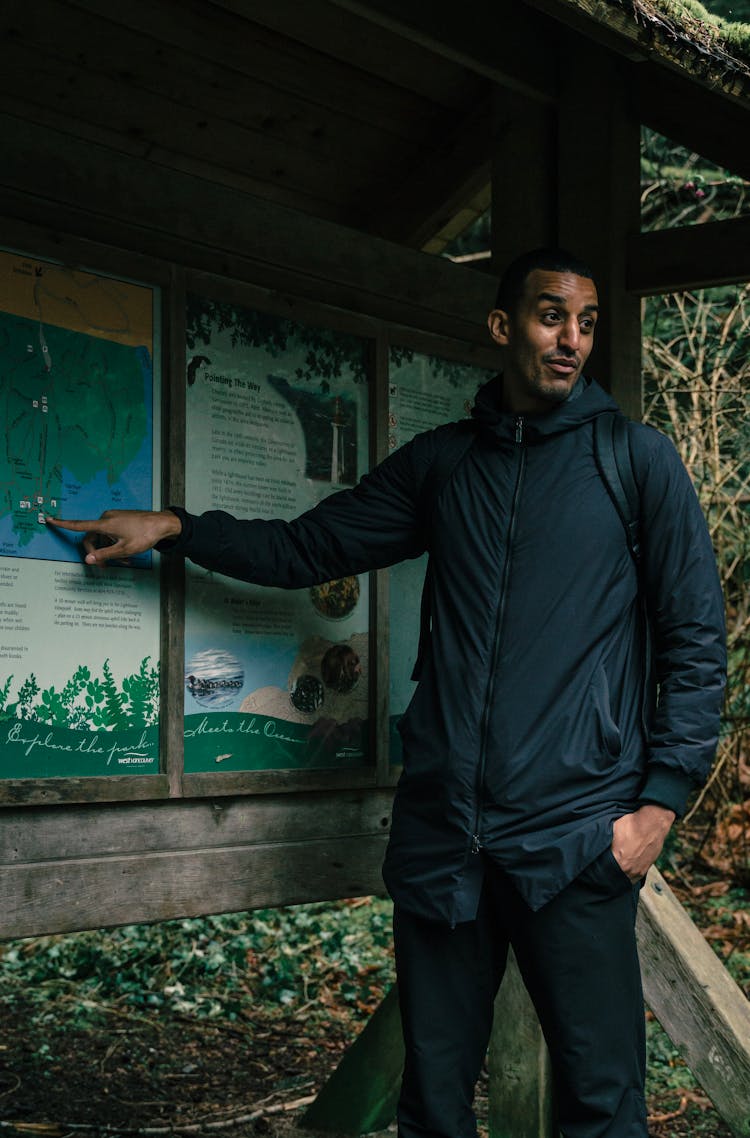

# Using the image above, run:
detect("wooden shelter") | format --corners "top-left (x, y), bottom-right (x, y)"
top-left (1, 1), bottom-right (750, 1134)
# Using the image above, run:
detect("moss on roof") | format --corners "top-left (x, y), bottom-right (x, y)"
top-left (642, 0), bottom-right (750, 60)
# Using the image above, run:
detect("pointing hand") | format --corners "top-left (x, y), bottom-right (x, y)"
top-left (46, 509), bottom-right (182, 566)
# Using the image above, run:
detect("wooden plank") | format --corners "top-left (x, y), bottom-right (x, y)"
top-left (0, 775), bottom-right (169, 807)
top-left (212, 0), bottom-right (484, 111)
top-left (0, 36), bottom-right (364, 214)
top-left (64, 0), bottom-right (449, 141)
top-left (628, 218), bottom-right (750, 295)
top-left (488, 949), bottom-right (554, 1138)
top-left (0, 834), bottom-right (389, 938)
top-left (328, 0), bottom-right (556, 102)
top-left (4, 0), bottom-right (422, 180)
top-left (1, 790), bottom-right (394, 862)
top-left (0, 115), bottom-right (499, 344)
top-left (301, 985), bottom-right (404, 1134)
top-left (557, 38), bottom-right (642, 418)
top-left (637, 866), bottom-right (750, 1138)
top-left (182, 768), bottom-right (377, 799)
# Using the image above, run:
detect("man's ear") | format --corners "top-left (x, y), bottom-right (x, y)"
top-left (487, 308), bottom-right (511, 347)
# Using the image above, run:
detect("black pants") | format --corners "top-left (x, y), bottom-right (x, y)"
top-left (394, 850), bottom-right (647, 1138)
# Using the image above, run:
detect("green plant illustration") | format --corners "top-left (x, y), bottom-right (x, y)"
top-left (186, 295), bottom-right (367, 386)
top-left (0, 658), bottom-right (159, 731)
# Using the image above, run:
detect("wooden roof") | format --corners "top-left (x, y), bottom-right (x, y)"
top-left (1, 0), bottom-right (748, 255)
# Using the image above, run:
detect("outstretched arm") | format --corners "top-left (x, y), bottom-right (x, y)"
top-left (46, 509), bottom-right (183, 565)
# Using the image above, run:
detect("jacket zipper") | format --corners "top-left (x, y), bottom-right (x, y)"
top-left (471, 415), bottom-right (527, 854)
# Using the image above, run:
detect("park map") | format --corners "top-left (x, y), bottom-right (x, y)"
top-left (0, 251), bottom-right (154, 562)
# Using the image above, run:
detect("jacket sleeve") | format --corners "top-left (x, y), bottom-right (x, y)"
top-left (159, 427), bottom-right (450, 587)
top-left (632, 424), bottom-right (727, 816)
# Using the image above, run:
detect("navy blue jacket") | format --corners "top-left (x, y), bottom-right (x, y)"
top-left (168, 376), bottom-right (726, 920)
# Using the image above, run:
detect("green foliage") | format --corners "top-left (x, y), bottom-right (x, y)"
top-left (4, 658), bottom-right (159, 731)
top-left (389, 345), bottom-right (492, 391)
top-left (101, 658), bottom-right (129, 729)
top-left (641, 127), bottom-right (749, 231)
top-left (643, 285), bottom-right (750, 825)
top-left (653, 0), bottom-right (750, 57)
top-left (0, 674), bottom-right (12, 714)
top-left (646, 1015), bottom-right (698, 1093)
top-left (704, 0), bottom-right (750, 21)
top-left (17, 674), bottom-right (39, 718)
top-left (186, 295), bottom-right (368, 386)
top-left (121, 657), bottom-right (160, 728)
top-left (0, 899), bottom-right (395, 1028)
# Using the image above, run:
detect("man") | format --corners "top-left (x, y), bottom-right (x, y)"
top-left (49, 249), bottom-right (726, 1137)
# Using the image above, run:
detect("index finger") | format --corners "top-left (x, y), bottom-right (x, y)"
top-left (45, 517), bottom-right (115, 534)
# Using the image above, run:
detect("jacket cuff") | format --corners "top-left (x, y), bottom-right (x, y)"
top-left (637, 764), bottom-right (694, 818)
top-left (155, 506), bottom-right (192, 553)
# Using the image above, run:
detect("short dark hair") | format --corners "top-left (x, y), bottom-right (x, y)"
top-left (495, 248), bottom-right (595, 313)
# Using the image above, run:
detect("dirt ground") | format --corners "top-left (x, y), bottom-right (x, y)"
top-left (0, 991), bottom-right (731, 1138)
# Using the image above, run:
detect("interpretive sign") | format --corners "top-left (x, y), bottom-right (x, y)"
top-left (183, 295), bottom-right (370, 773)
top-left (388, 349), bottom-right (494, 762)
top-left (0, 250), bottom-right (161, 779)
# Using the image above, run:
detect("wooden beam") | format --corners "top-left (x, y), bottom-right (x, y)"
top-left (557, 39), bottom-right (642, 418)
top-left (638, 866), bottom-right (750, 1138)
top-left (628, 218), bottom-right (750, 295)
top-left (364, 101), bottom-right (492, 248)
top-left (326, 0), bottom-right (556, 103)
top-left (0, 790), bottom-right (393, 937)
top-left (209, 0), bottom-right (484, 111)
top-left (0, 114), bottom-right (498, 347)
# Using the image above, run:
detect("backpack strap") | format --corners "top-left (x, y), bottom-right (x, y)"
top-left (593, 411), bottom-right (641, 567)
top-left (411, 419), bottom-right (478, 681)
top-left (415, 418), bottom-right (478, 534)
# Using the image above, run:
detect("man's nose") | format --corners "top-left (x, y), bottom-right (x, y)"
top-left (558, 319), bottom-right (580, 352)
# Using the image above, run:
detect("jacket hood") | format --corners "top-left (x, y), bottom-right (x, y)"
top-left (471, 374), bottom-right (619, 445)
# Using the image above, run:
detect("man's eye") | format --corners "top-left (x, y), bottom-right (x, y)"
top-left (541, 311), bottom-right (560, 323)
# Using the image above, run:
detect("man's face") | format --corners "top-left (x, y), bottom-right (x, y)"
top-left (487, 270), bottom-right (599, 414)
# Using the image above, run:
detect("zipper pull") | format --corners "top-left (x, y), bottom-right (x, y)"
top-left (515, 416), bottom-right (524, 444)
top-left (471, 834), bottom-right (483, 855)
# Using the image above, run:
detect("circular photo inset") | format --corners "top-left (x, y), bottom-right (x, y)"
top-left (310, 576), bottom-right (360, 620)
top-left (290, 674), bottom-right (325, 714)
top-left (321, 643), bottom-right (361, 693)
top-left (185, 648), bottom-right (244, 709)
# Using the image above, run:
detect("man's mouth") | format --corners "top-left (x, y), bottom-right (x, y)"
top-left (545, 358), bottom-right (579, 376)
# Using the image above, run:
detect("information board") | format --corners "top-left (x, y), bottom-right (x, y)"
top-left (388, 349), bottom-right (494, 763)
top-left (0, 250), bottom-right (161, 778)
top-left (183, 295), bottom-right (370, 772)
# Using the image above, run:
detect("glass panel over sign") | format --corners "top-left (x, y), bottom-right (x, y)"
top-left (388, 349), bottom-right (495, 764)
top-left (0, 249), bottom-right (161, 778)
top-left (184, 295), bottom-right (370, 773)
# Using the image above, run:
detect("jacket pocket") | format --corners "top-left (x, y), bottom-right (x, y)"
top-left (590, 663), bottom-right (622, 758)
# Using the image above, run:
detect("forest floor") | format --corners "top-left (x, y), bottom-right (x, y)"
top-left (0, 823), bottom-right (747, 1138)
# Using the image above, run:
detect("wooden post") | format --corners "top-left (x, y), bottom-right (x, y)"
top-left (301, 985), bottom-right (405, 1135)
top-left (488, 949), bottom-right (555, 1138)
top-left (556, 37), bottom-right (642, 419)
top-left (637, 867), bottom-right (750, 1138)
